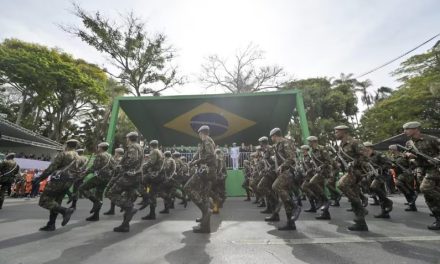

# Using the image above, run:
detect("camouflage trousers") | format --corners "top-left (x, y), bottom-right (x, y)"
top-left (338, 167), bottom-right (366, 220)
top-left (257, 173), bottom-right (278, 205)
top-left (419, 169), bottom-right (440, 214)
top-left (327, 171), bottom-right (341, 200)
top-left (211, 176), bottom-right (226, 204)
top-left (79, 176), bottom-right (110, 202)
top-left (159, 179), bottom-right (185, 207)
top-left (184, 168), bottom-right (214, 210)
top-left (272, 170), bottom-right (297, 215)
top-left (302, 172), bottom-right (328, 204)
top-left (395, 172), bottom-right (415, 197)
top-left (39, 180), bottom-right (73, 211)
top-left (106, 174), bottom-right (139, 209)
top-left (370, 176), bottom-right (390, 206)
top-left (250, 174), bottom-right (263, 198)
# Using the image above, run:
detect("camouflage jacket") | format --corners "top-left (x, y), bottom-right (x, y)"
top-left (0, 159), bottom-right (20, 181)
top-left (41, 150), bottom-right (80, 180)
top-left (163, 157), bottom-right (176, 178)
top-left (85, 152), bottom-right (115, 179)
top-left (120, 143), bottom-right (143, 172)
top-left (274, 138), bottom-right (296, 170)
top-left (143, 148), bottom-right (164, 172)
top-left (369, 151), bottom-right (392, 172)
top-left (310, 145), bottom-right (332, 171)
top-left (390, 153), bottom-right (412, 175)
top-left (406, 134), bottom-right (440, 170)
top-left (192, 136), bottom-right (216, 167)
top-left (338, 136), bottom-right (368, 168)
top-left (113, 155), bottom-right (123, 165)
top-left (77, 155), bottom-right (89, 171)
top-left (215, 153), bottom-right (227, 177)
top-left (262, 145), bottom-right (275, 170)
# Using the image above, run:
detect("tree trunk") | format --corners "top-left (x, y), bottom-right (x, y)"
top-left (15, 92), bottom-right (27, 125)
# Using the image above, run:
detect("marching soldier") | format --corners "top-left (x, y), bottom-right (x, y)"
top-left (106, 132), bottom-right (143, 232)
top-left (103, 147), bottom-right (125, 215)
top-left (363, 142), bottom-right (394, 219)
top-left (300, 145), bottom-right (318, 213)
top-left (67, 148), bottom-right (88, 210)
top-left (158, 150), bottom-right (177, 214)
top-left (140, 140), bottom-right (164, 220)
top-left (335, 125), bottom-right (370, 231)
top-left (34, 139), bottom-right (80, 231)
top-left (304, 136), bottom-right (333, 220)
top-left (212, 148), bottom-right (227, 213)
top-left (185, 125), bottom-right (217, 233)
top-left (0, 153), bottom-right (20, 210)
top-left (270, 128), bottom-right (301, 231)
top-left (403, 121), bottom-right (440, 230)
top-left (388, 144), bottom-right (417, 211)
top-left (242, 160), bottom-right (253, 201)
top-left (79, 142), bottom-right (116, 221)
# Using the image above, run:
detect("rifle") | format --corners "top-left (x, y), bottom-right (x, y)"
top-left (329, 145), bottom-right (349, 171)
top-left (397, 144), bottom-right (440, 167)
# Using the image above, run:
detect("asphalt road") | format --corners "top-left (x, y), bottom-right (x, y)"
top-left (0, 195), bottom-right (439, 264)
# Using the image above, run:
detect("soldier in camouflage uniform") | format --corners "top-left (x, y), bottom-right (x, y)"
top-left (103, 147), bottom-right (124, 215)
top-left (300, 145), bottom-right (318, 213)
top-left (249, 150), bottom-right (264, 207)
top-left (270, 128), bottom-right (301, 231)
top-left (169, 152), bottom-right (188, 208)
top-left (328, 148), bottom-right (343, 207)
top-left (363, 142), bottom-right (394, 219)
top-left (140, 140), bottom-right (164, 220)
top-left (35, 139), bottom-right (80, 231)
top-left (388, 144), bottom-right (418, 211)
top-left (304, 136), bottom-right (333, 220)
top-left (79, 142), bottom-right (116, 221)
top-left (403, 121), bottom-right (440, 230)
top-left (242, 160), bottom-right (253, 201)
top-left (256, 137), bottom-right (279, 221)
top-left (158, 150), bottom-right (177, 214)
top-left (0, 153), bottom-right (20, 210)
top-left (177, 154), bottom-right (190, 206)
top-left (67, 149), bottom-right (88, 210)
top-left (335, 125), bottom-right (369, 231)
top-left (106, 132), bottom-right (143, 232)
top-left (185, 125), bottom-right (216, 233)
top-left (213, 148), bottom-right (227, 210)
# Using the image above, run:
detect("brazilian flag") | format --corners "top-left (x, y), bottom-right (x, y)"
top-left (118, 90), bottom-right (299, 146)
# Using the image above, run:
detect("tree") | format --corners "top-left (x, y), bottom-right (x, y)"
top-left (0, 39), bottom-right (108, 141)
top-left (360, 43), bottom-right (440, 142)
top-left (200, 43), bottom-right (287, 93)
top-left (282, 77), bottom-right (358, 144)
top-left (355, 80), bottom-right (373, 110)
top-left (64, 4), bottom-right (183, 97)
top-left (373, 86), bottom-right (393, 102)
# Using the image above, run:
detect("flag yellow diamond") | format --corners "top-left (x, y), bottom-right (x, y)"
top-left (164, 102), bottom-right (256, 140)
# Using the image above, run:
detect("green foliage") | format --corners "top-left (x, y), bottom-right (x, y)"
top-left (360, 43), bottom-right (440, 142)
top-left (283, 76), bottom-right (359, 144)
top-left (0, 39), bottom-right (108, 142)
top-left (66, 4), bottom-right (183, 96)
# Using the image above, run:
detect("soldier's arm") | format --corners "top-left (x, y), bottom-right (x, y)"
top-left (39, 153), bottom-right (65, 180)
top-left (280, 141), bottom-right (296, 169)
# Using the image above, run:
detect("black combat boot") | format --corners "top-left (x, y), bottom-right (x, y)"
top-left (405, 203), bottom-right (418, 212)
top-left (260, 200), bottom-right (273, 214)
top-left (265, 212), bottom-right (280, 222)
top-left (114, 207), bottom-right (138, 233)
top-left (244, 190), bottom-right (251, 201)
top-left (104, 202), bottom-right (116, 215)
top-left (170, 199), bottom-right (175, 209)
top-left (89, 197), bottom-right (103, 214)
top-left (193, 205), bottom-right (211, 233)
top-left (305, 199), bottom-right (317, 213)
top-left (182, 197), bottom-right (188, 208)
top-left (86, 211), bottom-right (100, 221)
top-left (383, 198), bottom-right (393, 213)
top-left (54, 206), bottom-right (74, 226)
top-left (257, 199), bottom-right (266, 208)
top-left (39, 211), bottom-right (58, 231)
top-left (142, 205), bottom-right (156, 220)
top-left (427, 213), bottom-right (440, 230)
top-left (361, 195), bottom-right (369, 207)
top-left (374, 209), bottom-right (390, 219)
top-left (316, 210), bottom-right (331, 220)
top-left (347, 219), bottom-right (369, 231)
top-left (330, 193), bottom-right (342, 207)
top-left (278, 212), bottom-right (296, 231)
top-left (370, 195), bottom-right (380, 206)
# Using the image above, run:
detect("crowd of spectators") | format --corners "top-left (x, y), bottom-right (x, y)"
top-left (7, 169), bottom-right (47, 199)
top-left (1, 151), bottom-right (51, 161)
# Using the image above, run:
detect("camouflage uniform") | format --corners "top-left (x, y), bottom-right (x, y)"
top-left (68, 153), bottom-right (89, 208)
top-left (300, 152), bottom-right (318, 211)
top-left (212, 150), bottom-right (227, 207)
top-left (140, 147), bottom-right (164, 219)
top-left (272, 137), bottom-right (300, 227)
top-left (337, 136), bottom-right (369, 228)
top-left (158, 155), bottom-right (177, 213)
top-left (406, 134), bottom-right (440, 226)
top-left (37, 149), bottom-right (80, 230)
top-left (242, 160), bottom-right (253, 201)
top-left (0, 158), bottom-right (20, 209)
top-left (107, 142), bottom-right (143, 209)
top-left (79, 151), bottom-right (116, 219)
top-left (368, 150), bottom-right (393, 218)
top-left (249, 152), bottom-right (264, 204)
top-left (328, 153), bottom-right (342, 206)
top-left (304, 144), bottom-right (333, 218)
top-left (257, 145), bottom-right (278, 215)
top-left (184, 133), bottom-right (216, 233)
top-left (391, 152), bottom-right (417, 210)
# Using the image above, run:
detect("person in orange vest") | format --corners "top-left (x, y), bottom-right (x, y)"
top-left (25, 171), bottom-right (34, 197)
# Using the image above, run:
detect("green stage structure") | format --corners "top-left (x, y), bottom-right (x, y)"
top-left (106, 90), bottom-right (310, 197)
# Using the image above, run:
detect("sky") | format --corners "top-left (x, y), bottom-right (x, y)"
top-left (1, 0), bottom-right (439, 98)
